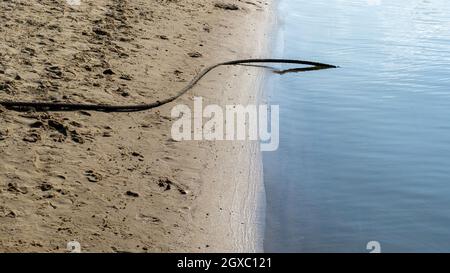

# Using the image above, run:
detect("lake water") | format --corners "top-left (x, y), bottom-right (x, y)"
top-left (263, 0), bottom-right (450, 252)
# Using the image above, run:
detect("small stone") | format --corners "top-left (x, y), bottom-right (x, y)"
top-left (126, 191), bottom-right (139, 197)
top-left (156, 35), bottom-right (169, 40)
top-left (131, 152), bottom-right (143, 158)
top-left (188, 52), bottom-right (202, 58)
top-left (103, 69), bottom-right (115, 75)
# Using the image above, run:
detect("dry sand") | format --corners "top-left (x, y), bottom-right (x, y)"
top-left (0, 0), bottom-right (273, 252)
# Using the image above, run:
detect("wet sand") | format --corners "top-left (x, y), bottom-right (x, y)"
top-left (0, 0), bottom-right (272, 252)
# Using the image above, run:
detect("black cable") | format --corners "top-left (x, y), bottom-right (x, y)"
top-left (0, 59), bottom-right (337, 112)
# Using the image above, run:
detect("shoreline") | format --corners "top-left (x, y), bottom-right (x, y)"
top-left (174, 1), bottom-right (275, 252)
top-left (0, 0), bottom-right (273, 252)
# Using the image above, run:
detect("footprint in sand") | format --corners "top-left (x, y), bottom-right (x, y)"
top-left (23, 130), bottom-right (41, 143)
top-left (7, 182), bottom-right (28, 194)
top-left (84, 170), bottom-right (103, 183)
top-left (158, 177), bottom-right (188, 195)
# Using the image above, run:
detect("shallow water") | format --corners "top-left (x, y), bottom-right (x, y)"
top-left (263, 0), bottom-right (450, 252)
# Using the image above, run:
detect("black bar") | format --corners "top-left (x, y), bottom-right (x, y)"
top-left (0, 253), bottom-right (445, 272)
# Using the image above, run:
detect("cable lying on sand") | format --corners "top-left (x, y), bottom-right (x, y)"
top-left (0, 59), bottom-right (337, 112)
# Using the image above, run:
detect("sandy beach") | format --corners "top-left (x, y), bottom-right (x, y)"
top-left (0, 0), bottom-right (272, 252)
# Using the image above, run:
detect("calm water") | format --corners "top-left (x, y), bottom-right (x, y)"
top-left (263, 0), bottom-right (450, 252)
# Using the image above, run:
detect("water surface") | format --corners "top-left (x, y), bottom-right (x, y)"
top-left (264, 0), bottom-right (450, 252)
